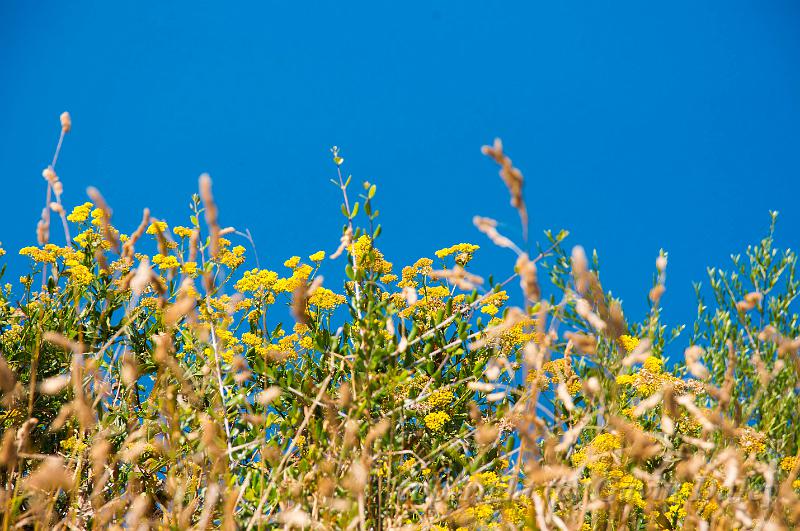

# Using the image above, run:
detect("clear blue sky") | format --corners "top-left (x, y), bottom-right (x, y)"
top-left (2, 2), bottom-right (799, 341)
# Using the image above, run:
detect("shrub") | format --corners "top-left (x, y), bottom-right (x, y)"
top-left (0, 115), bottom-right (798, 529)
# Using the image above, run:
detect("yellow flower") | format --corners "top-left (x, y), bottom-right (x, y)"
top-left (465, 503), bottom-right (493, 522)
top-left (435, 243), bottom-right (479, 260)
top-left (643, 356), bottom-right (664, 374)
top-left (65, 260), bottom-right (93, 286)
top-left (472, 471), bottom-right (501, 488)
top-left (146, 221), bottom-right (168, 235)
top-left (236, 268), bottom-right (279, 294)
top-left (781, 456), bottom-right (797, 472)
top-left (173, 226), bottom-right (193, 239)
top-left (426, 388), bottom-right (454, 410)
top-left (481, 303), bottom-right (499, 316)
top-left (423, 411), bottom-right (450, 431)
top-left (619, 334), bottom-right (640, 353)
top-left (348, 235), bottom-right (393, 274)
top-left (738, 427), bottom-right (766, 454)
top-left (284, 256), bottom-right (301, 269)
top-left (309, 250), bottom-right (325, 262)
top-left (398, 458), bottom-right (416, 474)
top-left (181, 261), bottom-right (198, 276)
top-left (308, 287), bottom-right (346, 310)
top-left (152, 254), bottom-right (180, 270)
top-left (19, 246), bottom-right (56, 263)
top-left (219, 245), bottom-right (246, 269)
top-left (66, 202), bottom-right (93, 223)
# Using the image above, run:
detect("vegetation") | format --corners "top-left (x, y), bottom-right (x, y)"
top-left (0, 114), bottom-right (799, 529)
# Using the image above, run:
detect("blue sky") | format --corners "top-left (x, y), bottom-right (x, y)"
top-left (2, 1), bottom-right (799, 344)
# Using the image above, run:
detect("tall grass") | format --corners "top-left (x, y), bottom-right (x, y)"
top-left (0, 114), bottom-right (798, 529)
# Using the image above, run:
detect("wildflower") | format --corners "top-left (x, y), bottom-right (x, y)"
top-left (219, 245), bottom-right (246, 269)
top-left (65, 260), bottom-right (93, 286)
top-left (181, 261), bottom-right (198, 276)
top-left (284, 256), bottom-right (301, 269)
top-left (781, 456), bottom-right (797, 472)
top-left (472, 471), bottom-right (501, 488)
top-left (19, 246), bottom-right (56, 263)
top-left (481, 303), bottom-right (499, 316)
top-left (348, 235), bottom-right (393, 274)
top-left (465, 503), bottom-right (493, 522)
top-left (308, 287), bottom-right (346, 310)
top-left (152, 254), bottom-right (180, 270)
top-left (66, 202), bottom-right (93, 223)
top-left (236, 268), bottom-right (279, 294)
top-left (737, 427), bottom-right (766, 454)
top-left (90, 208), bottom-right (105, 226)
top-left (398, 458), bottom-right (416, 474)
top-left (173, 226), bottom-right (193, 239)
top-left (643, 355), bottom-right (664, 373)
top-left (426, 388), bottom-right (454, 410)
top-left (146, 221), bottom-right (168, 235)
top-left (423, 411), bottom-right (450, 431)
top-left (435, 243), bottom-right (479, 260)
top-left (619, 334), bottom-right (640, 353)
top-left (309, 250), bottom-right (325, 262)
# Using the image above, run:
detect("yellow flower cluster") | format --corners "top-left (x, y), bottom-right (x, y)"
top-left (90, 207), bottom-right (105, 226)
top-left (472, 470), bottom-right (502, 488)
top-left (308, 287), bottom-right (346, 310)
top-left (435, 243), bottom-right (479, 259)
top-left (173, 226), bottom-right (193, 239)
top-left (434, 242), bottom-right (479, 265)
top-left (398, 458), bottom-right (416, 474)
top-left (181, 261), bottom-right (198, 276)
top-left (236, 268), bottom-right (279, 294)
top-left (423, 411), bottom-right (450, 431)
top-left (152, 253), bottom-right (180, 270)
top-left (571, 432), bottom-right (622, 475)
top-left (19, 246), bottom-right (56, 263)
top-left (219, 245), bottom-right (246, 269)
top-left (737, 427), bottom-right (766, 454)
top-left (349, 235), bottom-right (393, 274)
top-left (426, 388), bottom-right (454, 410)
top-left (309, 250), bottom-right (325, 262)
top-left (619, 334), bottom-right (640, 353)
top-left (274, 264), bottom-right (312, 293)
top-left (146, 221), bottom-right (168, 235)
top-left (616, 355), bottom-right (668, 397)
top-left (66, 202), bottom-right (93, 223)
top-left (489, 317), bottom-right (540, 355)
top-left (605, 470), bottom-right (646, 509)
top-left (65, 260), bottom-right (93, 286)
top-left (464, 503), bottom-right (494, 522)
top-left (665, 478), bottom-right (722, 521)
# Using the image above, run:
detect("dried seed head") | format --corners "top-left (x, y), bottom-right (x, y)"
top-left (402, 286), bottom-right (418, 306)
top-left (684, 345), bottom-right (709, 379)
top-left (0, 355), bottom-right (17, 395)
top-left (39, 374), bottom-right (70, 395)
top-left (516, 252), bottom-right (540, 303)
top-left (256, 386), bottom-right (282, 407)
top-left (481, 138), bottom-right (528, 238)
top-left (24, 456), bottom-right (72, 493)
top-left (0, 430), bottom-right (17, 468)
top-left (656, 254), bottom-right (668, 272)
top-left (42, 166), bottom-right (57, 183)
top-left (473, 216), bottom-right (517, 250)
top-left (60, 111), bottom-right (72, 133)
